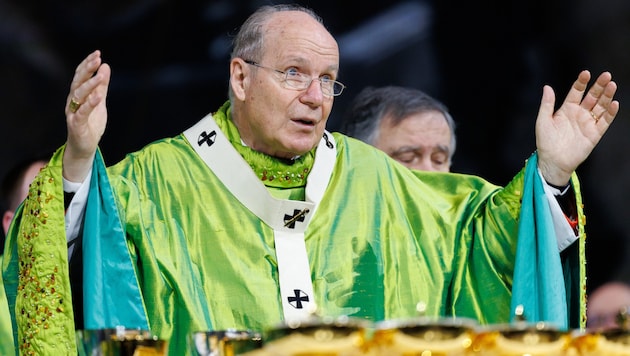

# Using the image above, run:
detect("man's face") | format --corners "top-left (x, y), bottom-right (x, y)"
top-left (372, 111), bottom-right (452, 172)
top-left (230, 11), bottom-right (340, 159)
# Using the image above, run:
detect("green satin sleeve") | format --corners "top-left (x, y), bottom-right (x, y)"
top-left (312, 134), bottom-right (526, 325)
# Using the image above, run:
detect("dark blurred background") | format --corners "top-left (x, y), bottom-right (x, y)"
top-left (1, 0), bottom-right (629, 293)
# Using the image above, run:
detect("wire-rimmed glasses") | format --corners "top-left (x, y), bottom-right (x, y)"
top-left (244, 60), bottom-right (345, 97)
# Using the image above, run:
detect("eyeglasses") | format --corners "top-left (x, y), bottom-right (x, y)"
top-left (244, 60), bottom-right (345, 97)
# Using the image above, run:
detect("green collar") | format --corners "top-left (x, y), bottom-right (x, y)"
top-left (213, 101), bottom-right (315, 189)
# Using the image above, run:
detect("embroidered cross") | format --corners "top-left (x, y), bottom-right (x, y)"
top-left (287, 289), bottom-right (309, 309)
top-left (198, 130), bottom-right (217, 147)
top-left (323, 132), bottom-right (334, 149)
top-left (284, 208), bottom-right (310, 228)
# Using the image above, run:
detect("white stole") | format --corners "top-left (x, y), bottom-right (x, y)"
top-left (183, 113), bottom-right (336, 322)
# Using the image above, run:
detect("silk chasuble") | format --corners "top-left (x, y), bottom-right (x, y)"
top-left (3, 101), bottom-right (586, 356)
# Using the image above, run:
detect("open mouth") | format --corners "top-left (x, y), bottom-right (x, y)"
top-left (293, 119), bottom-right (316, 126)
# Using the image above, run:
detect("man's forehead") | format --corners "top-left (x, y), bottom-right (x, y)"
top-left (265, 11), bottom-right (319, 34)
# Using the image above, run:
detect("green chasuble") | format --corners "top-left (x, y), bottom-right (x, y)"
top-left (2, 101), bottom-right (586, 355)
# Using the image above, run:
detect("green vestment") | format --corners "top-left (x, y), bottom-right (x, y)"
top-left (2, 101), bottom-right (586, 355)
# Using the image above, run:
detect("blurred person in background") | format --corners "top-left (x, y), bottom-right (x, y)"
top-left (339, 85), bottom-right (456, 172)
top-left (587, 280), bottom-right (630, 330)
top-left (2, 159), bottom-right (48, 237)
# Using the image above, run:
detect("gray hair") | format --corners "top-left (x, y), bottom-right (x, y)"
top-left (228, 4), bottom-right (324, 101)
top-left (340, 86), bottom-right (457, 159)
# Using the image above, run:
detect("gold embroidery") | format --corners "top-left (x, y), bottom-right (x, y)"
top-left (17, 169), bottom-right (75, 354)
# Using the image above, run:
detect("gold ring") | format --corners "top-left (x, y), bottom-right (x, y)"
top-left (69, 98), bottom-right (81, 113)
top-left (590, 111), bottom-right (599, 122)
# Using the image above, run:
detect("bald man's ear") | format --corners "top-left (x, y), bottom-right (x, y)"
top-left (230, 58), bottom-right (249, 101)
top-left (3, 210), bottom-right (14, 236)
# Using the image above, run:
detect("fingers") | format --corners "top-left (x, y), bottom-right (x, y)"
top-left (581, 71), bottom-right (613, 110)
top-left (562, 70), bottom-right (591, 107)
top-left (66, 50), bottom-right (104, 115)
top-left (596, 97), bottom-right (620, 127)
top-left (561, 70), bottom-right (619, 127)
top-left (537, 85), bottom-right (556, 120)
top-left (591, 78), bottom-right (618, 126)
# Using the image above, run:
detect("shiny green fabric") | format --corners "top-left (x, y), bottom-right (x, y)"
top-left (0, 255), bottom-right (16, 356)
top-left (2, 101), bottom-right (586, 355)
top-left (103, 102), bottom-right (527, 355)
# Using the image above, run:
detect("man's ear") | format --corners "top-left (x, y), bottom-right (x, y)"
top-left (230, 58), bottom-right (249, 101)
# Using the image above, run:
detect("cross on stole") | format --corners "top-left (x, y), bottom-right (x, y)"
top-left (287, 289), bottom-right (309, 309)
top-left (283, 208), bottom-right (309, 228)
top-left (197, 130), bottom-right (217, 147)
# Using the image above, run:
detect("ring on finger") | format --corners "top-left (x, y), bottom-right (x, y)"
top-left (69, 98), bottom-right (81, 113)
top-left (589, 110), bottom-right (600, 122)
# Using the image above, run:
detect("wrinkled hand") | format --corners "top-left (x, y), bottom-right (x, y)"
top-left (63, 50), bottom-right (111, 182)
top-left (536, 70), bottom-right (619, 186)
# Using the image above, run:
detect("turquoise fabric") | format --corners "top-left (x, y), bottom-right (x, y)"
top-left (510, 153), bottom-right (569, 329)
top-left (83, 152), bottom-right (149, 330)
